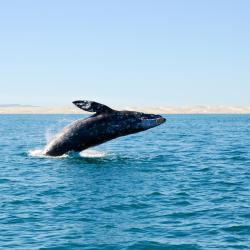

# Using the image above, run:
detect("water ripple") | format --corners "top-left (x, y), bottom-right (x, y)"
top-left (0, 114), bottom-right (250, 249)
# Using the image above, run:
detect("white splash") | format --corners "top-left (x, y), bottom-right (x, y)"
top-left (28, 148), bottom-right (106, 159)
top-left (79, 149), bottom-right (106, 158)
top-left (45, 128), bottom-right (56, 144)
top-left (45, 119), bottom-right (72, 144)
top-left (28, 149), bottom-right (68, 158)
top-left (28, 149), bottom-right (45, 157)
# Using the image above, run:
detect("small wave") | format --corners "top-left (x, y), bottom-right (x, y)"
top-left (79, 149), bottom-right (106, 158)
top-left (221, 225), bottom-right (250, 234)
top-left (127, 241), bottom-right (202, 250)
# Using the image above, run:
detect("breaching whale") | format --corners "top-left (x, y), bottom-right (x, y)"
top-left (44, 100), bottom-right (166, 156)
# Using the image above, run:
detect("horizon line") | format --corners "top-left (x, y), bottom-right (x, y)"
top-left (0, 105), bottom-right (250, 115)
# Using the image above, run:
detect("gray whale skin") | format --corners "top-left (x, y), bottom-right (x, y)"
top-left (44, 100), bottom-right (166, 156)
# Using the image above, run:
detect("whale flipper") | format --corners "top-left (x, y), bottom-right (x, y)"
top-left (73, 100), bottom-right (113, 113)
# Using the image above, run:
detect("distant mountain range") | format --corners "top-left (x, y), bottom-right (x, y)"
top-left (0, 104), bottom-right (38, 108)
top-left (0, 104), bottom-right (250, 114)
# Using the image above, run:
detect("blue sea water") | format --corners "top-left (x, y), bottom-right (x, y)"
top-left (0, 114), bottom-right (250, 250)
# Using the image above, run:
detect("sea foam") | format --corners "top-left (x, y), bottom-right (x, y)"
top-left (28, 149), bottom-right (106, 159)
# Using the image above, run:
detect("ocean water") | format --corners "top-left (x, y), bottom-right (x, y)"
top-left (0, 114), bottom-right (250, 250)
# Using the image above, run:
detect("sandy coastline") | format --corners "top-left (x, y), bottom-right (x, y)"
top-left (0, 106), bottom-right (250, 114)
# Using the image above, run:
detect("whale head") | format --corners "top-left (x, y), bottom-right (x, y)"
top-left (73, 100), bottom-right (166, 136)
top-left (111, 111), bottom-right (166, 134)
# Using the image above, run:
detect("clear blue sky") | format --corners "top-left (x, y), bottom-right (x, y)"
top-left (0, 0), bottom-right (249, 106)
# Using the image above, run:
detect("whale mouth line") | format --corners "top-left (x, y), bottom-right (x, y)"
top-left (140, 117), bottom-right (166, 125)
top-left (156, 117), bottom-right (166, 125)
top-left (140, 116), bottom-right (166, 129)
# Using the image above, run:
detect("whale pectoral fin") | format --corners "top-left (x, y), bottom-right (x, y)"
top-left (73, 100), bottom-right (113, 113)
